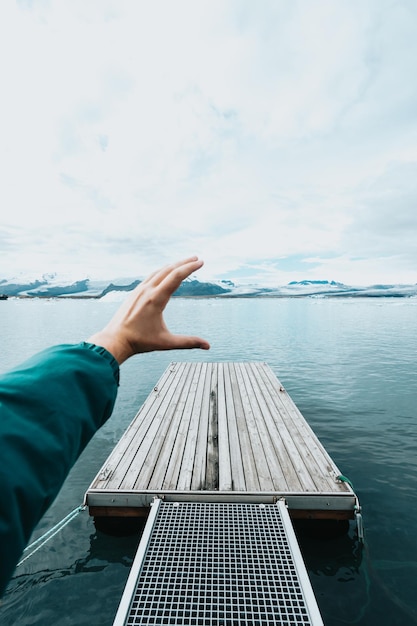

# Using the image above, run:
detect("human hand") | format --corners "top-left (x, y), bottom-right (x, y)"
top-left (87, 256), bottom-right (210, 364)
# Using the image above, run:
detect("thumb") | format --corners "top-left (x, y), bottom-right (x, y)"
top-left (168, 334), bottom-right (211, 351)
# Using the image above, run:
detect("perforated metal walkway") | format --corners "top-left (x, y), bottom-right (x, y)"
top-left (113, 500), bottom-right (323, 625)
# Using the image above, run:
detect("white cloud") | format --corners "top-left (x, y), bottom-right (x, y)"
top-left (0, 0), bottom-right (417, 284)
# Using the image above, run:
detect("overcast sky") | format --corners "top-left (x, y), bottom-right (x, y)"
top-left (1, 0), bottom-right (416, 285)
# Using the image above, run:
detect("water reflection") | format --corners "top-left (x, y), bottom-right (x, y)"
top-left (1, 529), bottom-right (141, 626)
top-left (295, 522), bottom-right (363, 577)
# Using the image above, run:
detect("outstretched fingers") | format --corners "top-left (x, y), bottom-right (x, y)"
top-left (155, 258), bottom-right (204, 305)
top-left (144, 256), bottom-right (200, 288)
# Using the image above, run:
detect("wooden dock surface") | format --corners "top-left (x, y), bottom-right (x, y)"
top-left (86, 362), bottom-right (355, 519)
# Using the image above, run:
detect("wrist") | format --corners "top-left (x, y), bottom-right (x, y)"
top-left (86, 331), bottom-right (133, 365)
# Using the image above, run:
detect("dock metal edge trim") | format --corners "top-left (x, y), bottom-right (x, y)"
top-left (277, 499), bottom-right (324, 625)
top-left (112, 498), bottom-right (162, 626)
top-left (86, 489), bottom-right (356, 510)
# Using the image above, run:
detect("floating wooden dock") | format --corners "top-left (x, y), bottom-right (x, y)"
top-left (85, 362), bottom-right (358, 520)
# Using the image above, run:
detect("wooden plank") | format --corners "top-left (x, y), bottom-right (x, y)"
top-left (141, 362), bottom-right (195, 490)
top-left (91, 364), bottom-right (181, 489)
top-left (205, 364), bottom-right (220, 490)
top-left (238, 362), bottom-right (301, 491)
top-left (258, 361), bottom-right (341, 490)
top-left (115, 362), bottom-right (191, 490)
top-left (217, 363), bottom-right (232, 490)
top-left (190, 363), bottom-right (213, 490)
top-left (233, 363), bottom-right (273, 490)
top-left (223, 363), bottom-right (246, 491)
top-left (243, 362), bottom-right (315, 491)
top-left (237, 361), bottom-right (286, 490)
top-left (255, 363), bottom-right (346, 492)
top-left (228, 363), bottom-right (260, 491)
top-left (131, 364), bottom-right (191, 488)
top-left (176, 362), bottom-right (208, 490)
top-left (161, 363), bottom-right (203, 490)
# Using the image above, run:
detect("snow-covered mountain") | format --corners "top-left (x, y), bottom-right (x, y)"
top-left (0, 273), bottom-right (232, 298)
top-left (0, 274), bottom-right (416, 299)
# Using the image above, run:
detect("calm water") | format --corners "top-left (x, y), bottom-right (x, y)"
top-left (1, 297), bottom-right (417, 625)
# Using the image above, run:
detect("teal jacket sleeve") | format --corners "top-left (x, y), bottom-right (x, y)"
top-left (0, 342), bottom-right (120, 596)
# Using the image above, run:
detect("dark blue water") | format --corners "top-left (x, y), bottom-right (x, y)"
top-left (1, 297), bottom-right (417, 625)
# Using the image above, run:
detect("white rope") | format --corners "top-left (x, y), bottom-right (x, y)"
top-left (17, 505), bottom-right (86, 567)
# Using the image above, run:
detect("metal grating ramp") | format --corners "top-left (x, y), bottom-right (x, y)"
top-left (113, 500), bottom-right (323, 625)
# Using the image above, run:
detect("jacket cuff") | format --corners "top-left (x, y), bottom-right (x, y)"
top-left (80, 341), bottom-right (120, 385)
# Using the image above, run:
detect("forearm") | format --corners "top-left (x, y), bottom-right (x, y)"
top-left (0, 342), bottom-right (119, 595)
top-left (0, 256), bottom-right (209, 596)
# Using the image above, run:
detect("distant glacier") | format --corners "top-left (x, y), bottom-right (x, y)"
top-left (0, 275), bottom-right (416, 299)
